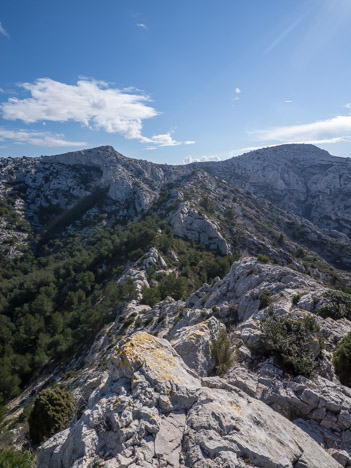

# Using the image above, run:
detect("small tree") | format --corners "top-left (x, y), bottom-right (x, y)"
top-left (141, 286), bottom-right (161, 307)
top-left (29, 387), bottom-right (76, 445)
top-left (260, 312), bottom-right (323, 378)
top-left (333, 332), bottom-right (351, 387)
top-left (318, 290), bottom-right (351, 321)
top-left (211, 330), bottom-right (235, 376)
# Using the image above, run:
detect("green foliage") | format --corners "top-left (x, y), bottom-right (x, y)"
top-left (295, 247), bottom-right (305, 259)
top-left (199, 196), bottom-right (214, 213)
top-left (292, 294), bottom-right (302, 305)
top-left (318, 290), bottom-right (351, 321)
top-left (257, 254), bottom-right (269, 264)
top-left (28, 387), bottom-right (76, 445)
top-left (159, 273), bottom-right (188, 301)
top-left (141, 286), bottom-right (161, 307)
top-left (211, 329), bottom-right (235, 376)
top-left (260, 312), bottom-right (323, 377)
top-left (333, 332), bottom-right (351, 387)
top-left (259, 289), bottom-right (272, 310)
top-left (0, 449), bottom-right (36, 468)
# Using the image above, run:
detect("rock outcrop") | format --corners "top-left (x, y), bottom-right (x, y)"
top-left (38, 332), bottom-right (341, 468)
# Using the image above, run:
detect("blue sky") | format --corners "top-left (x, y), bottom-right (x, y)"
top-left (1, 0), bottom-right (351, 163)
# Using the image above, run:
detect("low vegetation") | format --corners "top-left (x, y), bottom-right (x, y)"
top-left (260, 311), bottom-right (323, 377)
top-left (0, 449), bottom-right (36, 468)
top-left (333, 332), bottom-right (351, 387)
top-left (29, 387), bottom-right (76, 445)
top-left (211, 329), bottom-right (235, 376)
top-left (317, 290), bottom-right (351, 321)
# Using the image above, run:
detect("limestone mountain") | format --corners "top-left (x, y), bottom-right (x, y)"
top-left (1, 144), bottom-right (351, 467)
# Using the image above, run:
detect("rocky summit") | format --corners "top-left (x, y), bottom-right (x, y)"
top-left (1, 144), bottom-right (351, 467)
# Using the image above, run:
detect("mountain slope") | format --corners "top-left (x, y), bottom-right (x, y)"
top-left (1, 144), bottom-right (351, 467)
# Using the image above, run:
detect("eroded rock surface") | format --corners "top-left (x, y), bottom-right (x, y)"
top-left (38, 332), bottom-right (341, 468)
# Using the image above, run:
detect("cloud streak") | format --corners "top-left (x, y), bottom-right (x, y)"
top-left (0, 127), bottom-right (85, 147)
top-left (1, 78), bottom-right (193, 147)
top-left (136, 23), bottom-right (148, 30)
top-left (0, 22), bottom-right (9, 38)
top-left (251, 114), bottom-right (351, 144)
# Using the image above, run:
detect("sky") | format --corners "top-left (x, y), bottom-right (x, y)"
top-left (1, 0), bottom-right (351, 163)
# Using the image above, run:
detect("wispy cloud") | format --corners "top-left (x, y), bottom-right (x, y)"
top-left (1, 78), bottom-right (193, 147)
top-left (183, 154), bottom-right (221, 164)
top-left (233, 87), bottom-right (241, 102)
top-left (144, 132), bottom-right (194, 150)
top-left (344, 103), bottom-right (351, 109)
top-left (0, 22), bottom-right (9, 38)
top-left (0, 127), bottom-right (85, 147)
top-left (136, 23), bottom-right (148, 30)
top-left (251, 114), bottom-right (351, 144)
top-left (285, 100), bottom-right (293, 103)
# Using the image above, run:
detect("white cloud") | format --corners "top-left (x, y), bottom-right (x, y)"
top-left (144, 132), bottom-right (195, 150)
top-left (344, 103), bottom-right (351, 109)
top-left (251, 114), bottom-right (351, 144)
top-left (136, 23), bottom-right (148, 30)
top-left (0, 22), bottom-right (9, 38)
top-left (183, 154), bottom-right (221, 164)
top-left (235, 88), bottom-right (241, 94)
top-left (1, 78), bottom-right (193, 147)
top-left (0, 127), bottom-right (85, 147)
top-left (285, 100), bottom-right (293, 103)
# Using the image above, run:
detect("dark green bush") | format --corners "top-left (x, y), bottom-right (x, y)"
top-left (141, 286), bottom-right (161, 307)
top-left (259, 289), bottom-right (272, 310)
top-left (260, 312), bottom-right (323, 377)
top-left (0, 449), bottom-right (36, 468)
top-left (211, 330), bottom-right (235, 376)
top-left (257, 254), bottom-right (269, 264)
top-left (318, 290), bottom-right (351, 321)
top-left (159, 273), bottom-right (187, 301)
top-left (28, 387), bottom-right (76, 445)
top-left (333, 332), bottom-right (351, 387)
top-left (292, 294), bottom-right (302, 305)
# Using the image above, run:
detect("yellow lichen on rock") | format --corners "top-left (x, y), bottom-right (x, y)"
top-left (119, 332), bottom-right (186, 385)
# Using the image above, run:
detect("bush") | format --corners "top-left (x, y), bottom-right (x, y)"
top-left (29, 387), bottom-right (76, 445)
top-left (292, 294), bottom-right (302, 305)
top-left (0, 449), bottom-right (36, 468)
top-left (141, 286), bottom-right (161, 307)
top-left (257, 254), bottom-right (269, 264)
top-left (260, 312), bottom-right (323, 377)
top-left (259, 289), bottom-right (272, 310)
top-left (211, 330), bottom-right (235, 376)
top-left (318, 290), bottom-right (351, 321)
top-left (159, 273), bottom-right (187, 301)
top-left (333, 332), bottom-right (351, 387)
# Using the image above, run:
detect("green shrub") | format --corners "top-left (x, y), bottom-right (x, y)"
top-left (0, 449), bottom-right (36, 468)
top-left (200, 196), bottom-right (214, 213)
top-left (141, 286), bottom-right (161, 307)
top-left (318, 290), bottom-right (351, 321)
top-left (211, 330), bottom-right (235, 376)
top-left (333, 332), bottom-right (351, 387)
top-left (292, 294), bottom-right (302, 305)
top-left (159, 273), bottom-right (187, 301)
top-left (259, 289), bottom-right (272, 310)
top-left (28, 387), bottom-right (76, 445)
top-left (257, 254), bottom-right (269, 264)
top-left (260, 312), bottom-right (323, 378)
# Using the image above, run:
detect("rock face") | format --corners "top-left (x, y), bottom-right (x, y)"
top-left (200, 144), bottom-right (351, 237)
top-left (170, 202), bottom-right (230, 255)
top-left (38, 332), bottom-right (341, 468)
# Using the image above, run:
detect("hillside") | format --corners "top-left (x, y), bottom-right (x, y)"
top-left (1, 144), bottom-right (351, 467)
